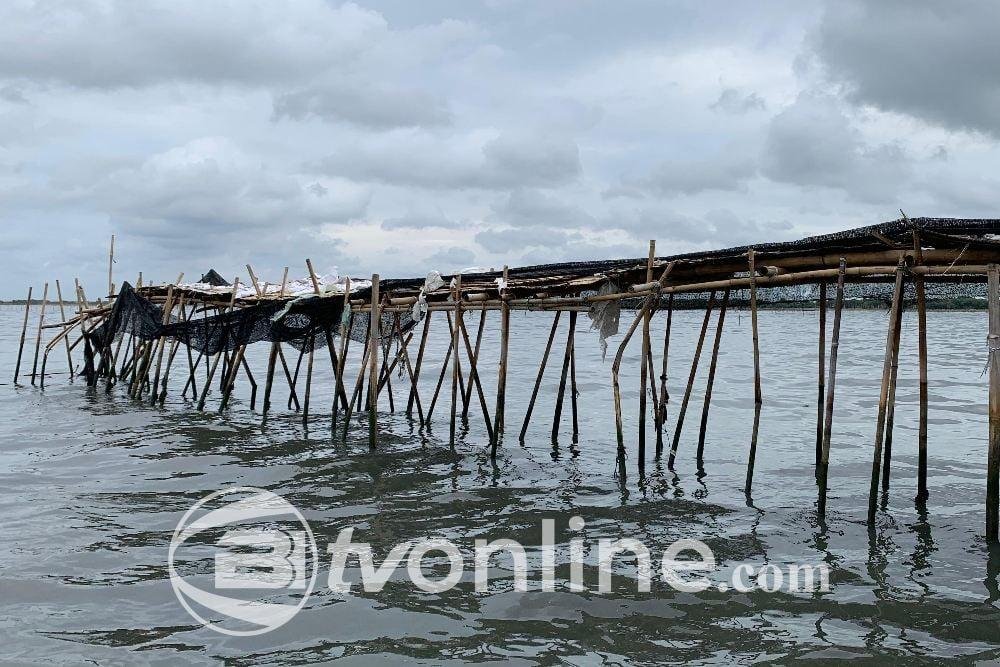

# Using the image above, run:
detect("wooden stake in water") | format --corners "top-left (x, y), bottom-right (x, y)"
top-left (667, 291), bottom-right (716, 470)
top-left (986, 264), bottom-right (1000, 543)
top-left (639, 240), bottom-right (655, 466)
top-left (13, 286), bottom-right (33, 385)
top-left (492, 266), bottom-right (510, 457)
top-left (697, 288), bottom-right (730, 469)
top-left (868, 259), bottom-right (906, 524)
top-left (655, 293), bottom-right (674, 457)
top-left (818, 259), bottom-right (847, 519)
top-left (520, 311), bottom-right (561, 444)
top-left (30, 282), bottom-right (49, 385)
top-left (816, 281), bottom-right (827, 474)
top-left (369, 274), bottom-right (380, 450)
top-left (746, 249), bottom-right (763, 495)
top-left (914, 231), bottom-right (930, 502)
top-left (449, 275), bottom-right (461, 449)
top-left (55, 280), bottom-right (74, 380)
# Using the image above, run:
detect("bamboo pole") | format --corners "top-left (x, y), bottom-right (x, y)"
top-left (369, 274), bottom-right (380, 450)
top-left (29, 282), bottom-right (49, 385)
top-left (302, 332), bottom-right (315, 425)
top-left (408, 310), bottom-right (432, 417)
top-left (491, 266), bottom-right (511, 456)
top-left (816, 282), bottom-right (827, 474)
top-left (461, 310), bottom-right (487, 421)
top-left (697, 289), bottom-right (730, 468)
top-left (341, 323), bottom-right (371, 440)
top-left (158, 295), bottom-right (188, 403)
top-left (639, 240), bottom-right (655, 465)
top-left (13, 286), bottom-right (33, 384)
top-left (108, 234), bottom-right (114, 298)
top-left (746, 249), bottom-right (763, 494)
top-left (552, 310), bottom-right (576, 442)
top-left (655, 293), bottom-right (674, 457)
top-left (395, 314), bottom-right (424, 424)
top-left (262, 340), bottom-right (279, 419)
top-left (569, 312), bottom-right (579, 444)
top-left (868, 259), bottom-right (906, 524)
top-left (610, 263), bottom-right (677, 475)
top-left (196, 278), bottom-right (239, 410)
top-left (55, 280), bottom-right (74, 380)
top-left (881, 280), bottom-right (905, 490)
top-left (667, 291), bottom-right (716, 470)
top-left (449, 275), bottom-right (461, 449)
top-left (818, 259), bottom-right (847, 518)
top-left (913, 230), bottom-right (929, 502)
top-left (519, 312), bottom-right (561, 444)
top-left (459, 315), bottom-right (494, 442)
top-left (148, 286), bottom-right (176, 403)
top-left (988, 264), bottom-right (1000, 543)
top-left (332, 278), bottom-right (352, 427)
top-left (278, 345), bottom-right (301, 411)
top-left (426, 315), bottom-right (455, 426)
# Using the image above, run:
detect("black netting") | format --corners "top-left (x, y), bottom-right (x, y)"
top-left (82, 283), bottom-right (416, 384)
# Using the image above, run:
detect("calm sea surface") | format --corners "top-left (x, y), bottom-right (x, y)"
top-left (2, 304), bottom-right (1000, 664)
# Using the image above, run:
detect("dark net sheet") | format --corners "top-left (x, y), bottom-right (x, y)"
top-left (83, 284), bottom-right (415, 382)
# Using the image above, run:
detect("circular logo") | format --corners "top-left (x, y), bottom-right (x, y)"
top-left (168, 486), bottom-right (318, 636)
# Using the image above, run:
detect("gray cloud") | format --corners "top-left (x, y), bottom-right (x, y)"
top-left (710, 88), bottom-right (766, 114)
top-left (381, 212), bottom-right (463, 230)
top-left (315, 131), bottom-right (581, 190)
top-left (274, 79), bottom-right (452, 129)
top-left (475, 227), bottom-right (577, 254)
top-left (426, 245), bottom-right (476, 270)
top-left (761, 93), bottom-right (911, 204)
top-left (629, 154), bottom-right (757, 197)
top-left (813, 0), bottom-right (1000, 136)
top-left (488, 189), bottom-right (596, 229)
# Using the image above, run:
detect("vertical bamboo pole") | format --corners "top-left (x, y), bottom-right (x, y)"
top-left (461, 310), bottom-right (487, 419)
top-left (148, 287), bottom-right (176, 404)
top-left (569, 311), bottom-right (579, 444)
top-left (746, 249), bottom-right (763, 494)
top-left (13, 286), bottom-right (33, 384)
top-left (458, 314), bottom-right (494, 442)
top-left (302, 332), bottom-right (315, 425)
top-left (987, 264), bottom-right (1000, 543)
top-left (426, 314), bottom-right (455, 426)
top-left (655, 293), bottom-right (674, 457)
top-left (408, 309), bottom-right (432, 416)
top-left (108, 234), bottom-right (115, 298)
top-left (816, 282), bottom-right (827, 473)
top-left (332, 278), bottom-right (352, 426)
top-left (54, 280), bottom-right (74, 379)
top-left (552, 310), bottom-right (576, 442)
top-left (868, 259), bottom-right (906, 524)
top-left (697, 289), bottom-right (729, 468)
top-left (913, 231), bottom-right (929, 501)
top-left (262, 338), bottom-right (279, 418)
top-left (638, 241), bottom-right (655, 465)
top-left (369, 274), bottom-right (380, 450)
top-left (818, 259), bottom-right (847, 518)
top-left (449, 275), bottom-right (461, 449)
top-left (667, 291), bottom-right (716, 470)
top-left (29, 282), bottom-right (49, 385)
top-left (881, 286), bottom-right (905, 490)
top-left (197, 279), bottom-right (239, 410)
top-left (519, 312), bottom-right (562, 443)
top-left (492, 266), bottom-right (510, 457)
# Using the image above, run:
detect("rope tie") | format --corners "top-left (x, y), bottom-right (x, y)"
top-left (981, 333), bottom-right (1000, 377)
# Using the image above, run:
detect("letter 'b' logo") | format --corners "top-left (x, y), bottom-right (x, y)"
top-left (168, 487), bottom-right (318, 636)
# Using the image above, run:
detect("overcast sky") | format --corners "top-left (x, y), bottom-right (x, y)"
top-left (2, 0), bottom-right (999, 297)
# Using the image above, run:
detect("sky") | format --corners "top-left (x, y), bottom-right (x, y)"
top-left (2, 0), bottom-right (999, 297)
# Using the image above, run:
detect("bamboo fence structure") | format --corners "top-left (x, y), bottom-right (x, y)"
top-left (12, 216), bottom-right (1000, 541)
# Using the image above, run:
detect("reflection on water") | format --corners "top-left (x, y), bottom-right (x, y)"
top-left (2, 305), bottom-right (1000, 663)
